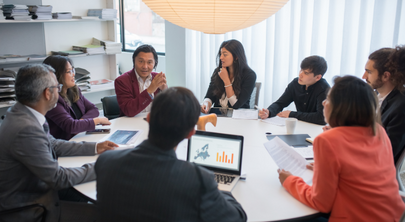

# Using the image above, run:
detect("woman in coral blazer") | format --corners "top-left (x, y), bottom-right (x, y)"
top-left (278, 76), bottom-right (405, 222)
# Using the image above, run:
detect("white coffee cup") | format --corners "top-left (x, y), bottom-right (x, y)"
top-left (285, 118), bottom-right (297, 134)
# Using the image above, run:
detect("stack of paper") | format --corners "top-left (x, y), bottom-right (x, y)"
top-left (261, 116), bottom-right (286, 126)
top-left (0, 70), bottom-right (16, 106)
top-left (75, 67), bottom-right (91, 92)
top-left (0, 5), bottom-right (5, 20)
top-left (51, 50), bottom-right (86, 57)
top-left (264, 137), bottom-right (313, 183)
top-left (27, 54), bottom-right (47, 62)
top-left (0, 54), bottom-right (29, 63)
top-left (28, 5), bottom-right (53, 20)
top-left (87, 9), bottom-right (117, 19)
top-left (52, 12), bottom-right (72, 19)
top-left (4, 5), bottom-right (31, 20)
top-left (231, 109), bottom-right (258, 120)
top-left (72, 45), bottom-right (105, 55)
top-left (92, 37), bottom-right (122, 54)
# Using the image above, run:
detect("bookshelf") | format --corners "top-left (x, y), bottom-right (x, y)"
top-left (0, 0), bottom-right (119, 121)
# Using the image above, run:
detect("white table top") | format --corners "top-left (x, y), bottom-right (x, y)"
top-left (59, 113), bottom-right (324, 221)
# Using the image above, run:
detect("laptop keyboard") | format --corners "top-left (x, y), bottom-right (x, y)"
top-left (214, 174), bottom-right (235, 185)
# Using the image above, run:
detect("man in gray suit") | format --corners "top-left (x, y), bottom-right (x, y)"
top-left (96, 87), bottom-right (247, 222)
top-left (0, 64), bottom-right (117, 222)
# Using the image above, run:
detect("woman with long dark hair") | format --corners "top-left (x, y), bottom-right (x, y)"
top-left (43, 55), bottom-right (110, 140)
top-left (278, 76), bottom-right (405, 221)
top-left (201, 39), bottom-right (256, 113)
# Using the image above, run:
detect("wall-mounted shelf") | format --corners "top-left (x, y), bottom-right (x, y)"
top-left (0, 18), bottom-right (117, 24)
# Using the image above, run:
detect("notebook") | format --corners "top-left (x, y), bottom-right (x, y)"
top-left (187, 131), bottom-right (244, 191)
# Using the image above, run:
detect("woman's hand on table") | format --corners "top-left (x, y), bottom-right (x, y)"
top-left (306, 162), bottom-right (314, 171)
top-left (94, 117), bottom-right (111, 126)
top-left (277, 169), bottom-right (292, 185)
top-left (322, 125), bottom-right (331, 132)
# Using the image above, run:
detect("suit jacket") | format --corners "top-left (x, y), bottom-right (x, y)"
top-left (204, 68), bottom-right (256, 109)
top-left (96, 140), bottom-right (247, 222)
top-left (45, 89), bottom-right (99, 140)
top-left (115, 69), bottom-right (161, 117)
top-left (0, 102), bottom-right (97, 222)
top-left (380, 89), bottom-right (405, 164)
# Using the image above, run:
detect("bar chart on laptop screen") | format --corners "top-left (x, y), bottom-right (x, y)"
top-left (190, 135), bottom-right (241, 171)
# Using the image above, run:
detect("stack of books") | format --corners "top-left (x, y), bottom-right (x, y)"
top-left (28, 5), bottom-right (52, 20)
top-left (72, 45), bottom-right (105, 55)
top-left (3, 5), bottom-right (31, 20)
top-left (92, 38), bottom-right (122, 54)
top-left (52, 12), bottom-right (72, 19)
top-left (51, 50), bottom-right (86, 57)
top-left (75, 67), bottom-right (91, 92)
top-left (0, 70), bottom-right (16, 107)
top-left (87, 9), bottom-right (117, 19)
top-left (0, 5), bottom-right (5, 20)
top-left (0, 54), bottom-right (29, 63)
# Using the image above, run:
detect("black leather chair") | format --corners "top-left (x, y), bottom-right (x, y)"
top-left (0, 204), bottom-right (46, 222)
top-left (101, 95), bottom-right (121, 120)
top-left (250, 82), bottom-right (262, 109)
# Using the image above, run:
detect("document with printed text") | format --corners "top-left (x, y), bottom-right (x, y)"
top-left (264, 137), bottom-right (313, 182)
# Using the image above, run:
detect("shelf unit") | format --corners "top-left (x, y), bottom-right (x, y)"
top-left (0, 0), bottom-right (119, 120)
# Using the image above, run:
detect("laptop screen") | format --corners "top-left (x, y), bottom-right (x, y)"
top-left (187, 131), bottom-right (243, 174)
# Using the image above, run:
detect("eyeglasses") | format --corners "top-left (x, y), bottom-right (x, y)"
top-left (49, 84), bottom-right (63, 92)
top-left (66, 67), bottom-right (75, 76)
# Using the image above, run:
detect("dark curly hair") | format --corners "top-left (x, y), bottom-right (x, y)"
top-left (385, 45), bottom-right (405, 92)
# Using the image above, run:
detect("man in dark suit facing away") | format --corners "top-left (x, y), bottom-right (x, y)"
top-left (0, 64), bottom-right (117, 222)
top-left (96, 87), bottom-right (247, 222)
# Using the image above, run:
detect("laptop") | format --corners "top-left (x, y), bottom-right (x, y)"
top-left (187, 130), bottom-right (244, 191)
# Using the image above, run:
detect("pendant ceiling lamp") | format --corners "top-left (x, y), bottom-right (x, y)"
top-left (142, 0), bottom-right (289, 34)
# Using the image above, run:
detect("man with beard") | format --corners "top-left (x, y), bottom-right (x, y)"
top-left (362, 46), bottom-right (405, 164)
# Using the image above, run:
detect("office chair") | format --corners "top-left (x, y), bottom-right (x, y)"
top-left (250, 82), bottom-right (262, 109)
top-left (396, 148), bottom-right (405, 193)
top-left (0, 203), bottom-right (46, 222)
top-left (101, 95), bottom-right (121, 120)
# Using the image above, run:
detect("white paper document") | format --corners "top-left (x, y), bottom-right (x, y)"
top-left (261, 116), bottom-right (286, 126)
top-left (232, 109), bottom-right (258, 120)
top-left (264, 137), bottom-right (312, 182)
top-left (294, 146), bottom-right (314, 159)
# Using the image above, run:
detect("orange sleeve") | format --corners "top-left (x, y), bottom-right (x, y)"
top-left (283, 134), bottom-right (340, 213)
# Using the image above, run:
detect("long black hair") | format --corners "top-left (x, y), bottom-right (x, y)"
top-left (211, 39), bottom-right (252, 98)
top-left (43, 55), bottom-right (79, 106)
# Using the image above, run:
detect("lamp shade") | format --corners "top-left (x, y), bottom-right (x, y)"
top-left (142, 0), bottom-right (289, 34)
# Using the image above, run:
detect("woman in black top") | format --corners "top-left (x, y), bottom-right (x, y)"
top-left (201, 39), bottom-right (256, 113)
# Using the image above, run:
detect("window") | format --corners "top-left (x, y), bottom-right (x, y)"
top-left (118, 0), bottom-right (165, 54)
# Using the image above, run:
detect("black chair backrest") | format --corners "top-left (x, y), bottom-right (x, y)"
top-left (0, 204), bottom-right (46, 222)
top-left (101, 95), bottom-right (121, 120)
top-left (250, 82), bottom-right (262, 109)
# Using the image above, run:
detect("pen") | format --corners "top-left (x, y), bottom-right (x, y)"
top-left (254, 105), bottom-right (259, 110)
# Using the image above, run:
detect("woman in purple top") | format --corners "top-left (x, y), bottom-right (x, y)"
top-left (43, 55), bottom-right (111, 140)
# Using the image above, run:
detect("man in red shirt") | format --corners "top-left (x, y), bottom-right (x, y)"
top-left (115, 44), bottom-right (167, 117)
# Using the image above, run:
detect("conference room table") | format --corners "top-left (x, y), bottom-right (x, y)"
top-left (59, 113), bottom-right (325, 221)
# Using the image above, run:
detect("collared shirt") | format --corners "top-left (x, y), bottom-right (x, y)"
top-left (134, 69), bottom-right (153, 113)
top-left (267, 77), bottom-right (330, 125)
top-left (377, 90), bottom-right (392, 108)
top-left (25, 105), bottom-right (46, 128)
